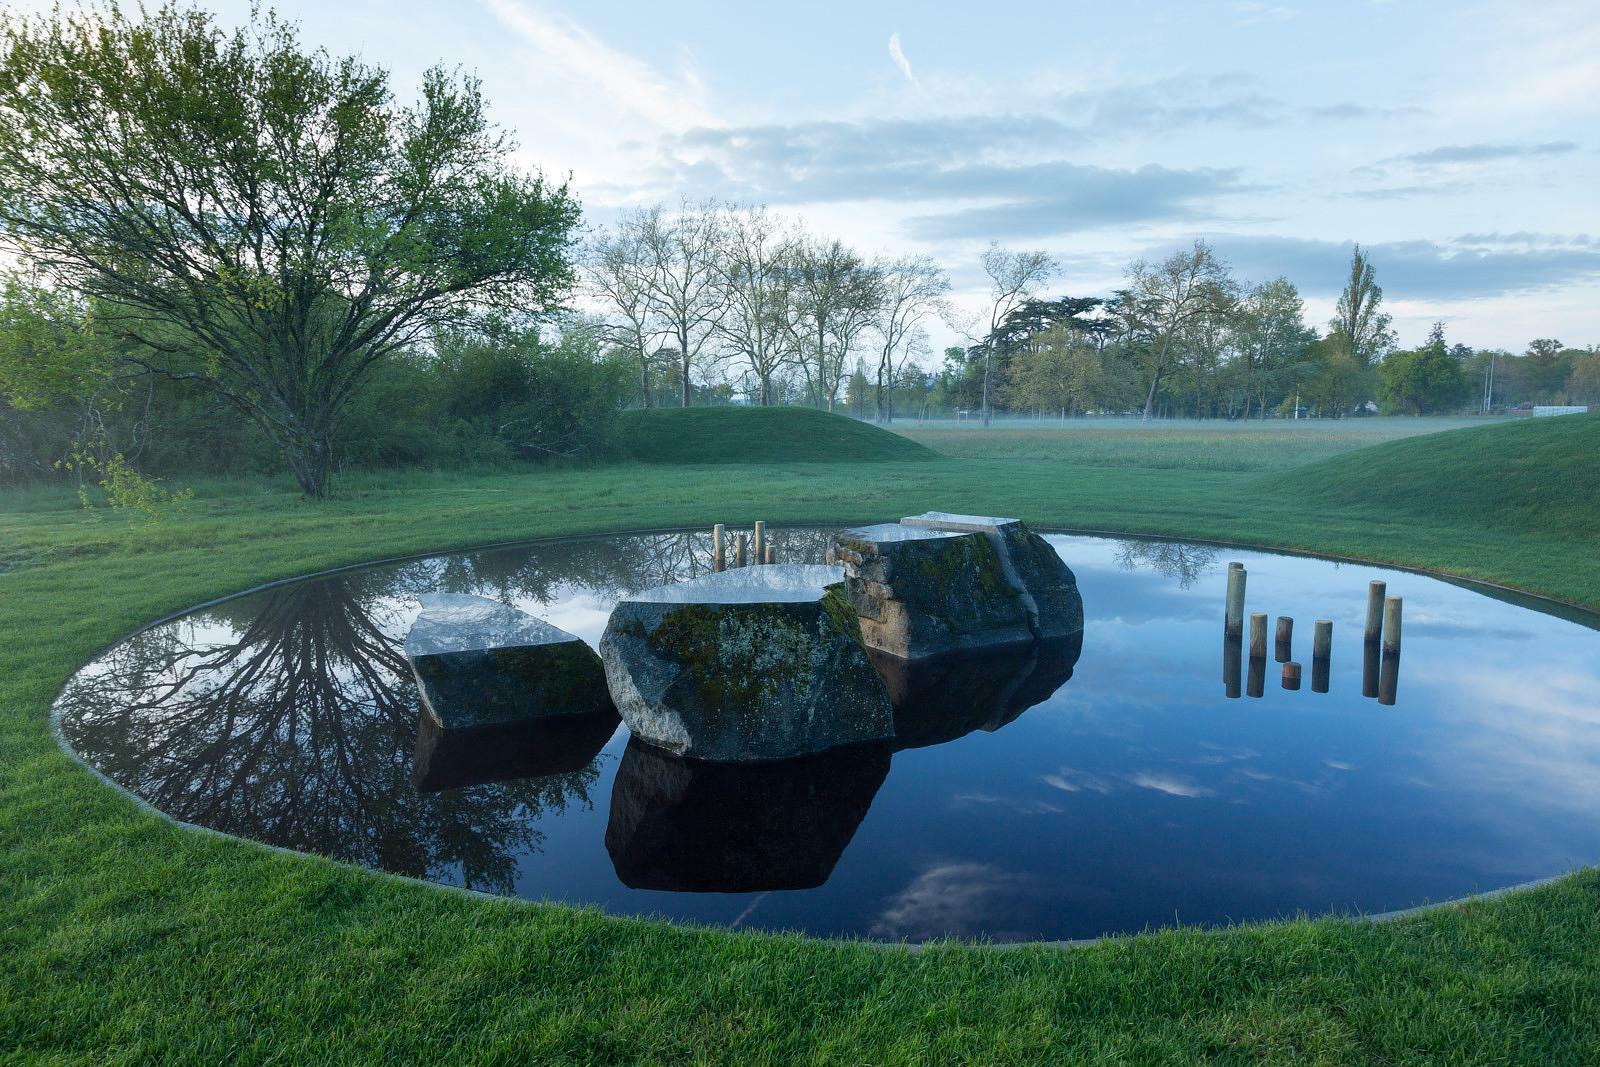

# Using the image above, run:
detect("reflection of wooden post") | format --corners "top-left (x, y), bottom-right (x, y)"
top-left (712, 524), bottom-right (726, 572)
top-left (1378, 649), bottom-right (1400, 705)
top-left (1382, 597), bottom-right (1403, 654)
top-left (1282, 661), bottom-right (1302, 690)
top-left (1312, 657), bottom-right (1330, 694)
top-left (1275, 616), bottom-right (1293, 662)
top-left (734, 533), bottom-right (748, 568)
top-left (1225, 563), bottom-right (1246, 637)
top-left (1224, 635), bottom-right (1242, 698)
top-left (1362, 639), bottom-right (1380, 698)
top-left (764, 545), bottom-right (775, 565)
top-left (1247, 654), bottom-right (1266, 698)
top-left (1365, 580), bottom-right (1387, 643)
top-left (1249, 613), bottom-right (1268, 659)
top-left (753, 521), bottom-right (766, 563)
top-left (1312, 619), bottom-right (1332, 661)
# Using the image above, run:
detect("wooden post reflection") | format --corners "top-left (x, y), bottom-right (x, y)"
top-left (1247, 652), bottom-right (1265, 698)
top-left (1224, 634), bottom-right (1242, 698)
top-left (1362, 639), bottom-right (1380, 698)
top-left (1378, 648), bottom-right (1400, 706)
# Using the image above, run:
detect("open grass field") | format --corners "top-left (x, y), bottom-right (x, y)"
top-left (895, 415), bottom-right (1502, 471)
top-left (4, 410), bottom-right (1600, 1063)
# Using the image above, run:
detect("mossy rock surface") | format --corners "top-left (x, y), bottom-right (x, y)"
top-left (599, 565), bottom-right (892, 761)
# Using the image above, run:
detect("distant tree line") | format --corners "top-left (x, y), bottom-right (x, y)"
top-left (1, 4), bottom-right (1593, 495)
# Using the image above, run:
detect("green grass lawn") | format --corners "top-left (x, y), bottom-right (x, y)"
top-left (4, 412), bottom-right (1600, 1063)
top-left (896, 415), bottom-right (1502, 471)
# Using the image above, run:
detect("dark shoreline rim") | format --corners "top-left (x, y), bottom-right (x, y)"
top-left (45, 521), bottom-right (1600, 951)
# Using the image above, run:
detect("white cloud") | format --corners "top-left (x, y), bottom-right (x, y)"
top-left (887, 32), bottom-right (926, 96)
top-left (482, 0), bottom-right (715, 134)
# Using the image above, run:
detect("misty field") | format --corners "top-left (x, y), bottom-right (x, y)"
top-left (892, 415), bottom-right (1505, 471)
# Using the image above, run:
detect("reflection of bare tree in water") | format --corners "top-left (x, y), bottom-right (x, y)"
top-left (1114, 540), bottom-right (1219, 589)
top-left (57, 574), bottom-right (602, 896)
top-left (56, 526), bottom-right (844, 895)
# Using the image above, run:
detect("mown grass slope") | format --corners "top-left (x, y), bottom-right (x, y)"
top-left (1263, 413), bottom-right (1600, 538)
top-left (616, 406), bottom-right (935, 464)
top-left (4, 421), bottom-right (1600, 1062)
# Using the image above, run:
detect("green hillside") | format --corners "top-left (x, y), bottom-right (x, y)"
top-left (1262, 413), bottom-right (1600, 537)
top-left (615, 406), bottom-right (936, 464)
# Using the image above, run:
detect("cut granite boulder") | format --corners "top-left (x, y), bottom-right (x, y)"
top-left (826, 523), bottom-right (1033, 658)
top-left (605, 739), bottom-right (890, 892)
top-left (404, 592), bottom-right (611, 732)
top-left (899, 512), bottom-right (1084, 642)
top-left (599, 564), bottom-right (893, 762)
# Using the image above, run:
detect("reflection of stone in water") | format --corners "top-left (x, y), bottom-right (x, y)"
top-left (412, 706), bottom-right (620, 793)
top-left (1114, 540), bottom-right (1220, 588)
top-left (604, 740), bottom-right (890, 893)
top-left (873, 633), bottom-right (1082, 751)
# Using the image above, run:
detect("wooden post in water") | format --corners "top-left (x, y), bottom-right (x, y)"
top-left (1274, 616), bottom-right (1293, 662)
top-left (1312, 619), bottom-right (1332, 660)
top-left (712, 524), bottom-right (726, 572)
top-left (734, 533), bottom-right (748, 568)
top-left (1249, 613), bottom-right (1268, 659)
top-left (1224, 563), bottom-right (1246, 637)
top-left (1364, 580), bottom-right (1387, 643)
top-left (1282, 662), bottom-right (1302, 690)
top-left (1362, 639), bottom-right (1380, 698)
top-left (1382, 597), bottom-right (1403, 654)
top-left (753, 521), bottom-right (766, 563)
top-left (1312, 657), bottom-right (1330, 694)
top-left (764, 545), bottom-right (775, 565)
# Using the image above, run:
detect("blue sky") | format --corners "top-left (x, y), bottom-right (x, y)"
top-left (24, 0), bottom-right (1600, 349)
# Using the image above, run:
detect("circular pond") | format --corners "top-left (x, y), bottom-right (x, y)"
top-left (54, 528), bottom-right (1600, 943)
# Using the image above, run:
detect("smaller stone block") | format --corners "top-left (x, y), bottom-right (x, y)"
top-left (404, 592), bottom-right (611, 731)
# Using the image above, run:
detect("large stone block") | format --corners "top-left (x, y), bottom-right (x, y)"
top-left (605, 739), bottom-right (890, 892)
top-left (599, 565), bottom-right (894, 762)
top-left (404, 592), bottom-right (611, 731)
top-left (827, 523), bottom-right (1033, 658)
top-left (900, 512), bottom-right (1084, 642)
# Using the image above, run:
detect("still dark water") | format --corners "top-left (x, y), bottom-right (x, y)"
top-left (54, 528), bottom-right (1600, 942)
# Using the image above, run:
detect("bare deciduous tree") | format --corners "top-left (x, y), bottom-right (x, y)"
top-left (873, 255), bottom-right (949, 422)
top-left (711, 205), bottom-right (796, 407)
top-left (969, 244), bottom-right (1059, 426)
top-left (587, 214), bottom-right (668, 407)
top-left (1124, 240), bottom-right (1237, 421)
top-left (640, 200), bottom-right (726, 407)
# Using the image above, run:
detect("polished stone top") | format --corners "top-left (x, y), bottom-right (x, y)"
top-left (627, 564), bottom-right (845, 605)
top-left (404, 592), bottom-right (577, 657)
top-left (837, 523), bottom-right (965, 543)
top-left (902, 512), bottom-right (1021, 533)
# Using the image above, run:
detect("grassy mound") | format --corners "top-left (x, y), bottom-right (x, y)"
top-left (615, 406), bottom-right (936, 464)
top-left (1263, 413), bottom-right (1600, 538)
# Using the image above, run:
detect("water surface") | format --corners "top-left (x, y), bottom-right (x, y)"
top-left (55, 528), bottom-right (1600, 942)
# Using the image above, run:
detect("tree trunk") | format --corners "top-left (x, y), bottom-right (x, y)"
top-left (680, 331), bottom-right (692, 407)
top-left (1142, 333), bottom-right (1174, 421)
top-left (640, 352), bottom-right (652, 409)
top-left (286, 431), bottom-right (332, 499)
top-left (981, 347), bottom-right (993, 427)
